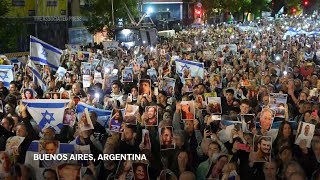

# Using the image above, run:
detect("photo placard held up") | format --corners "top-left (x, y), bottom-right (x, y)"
top-left (269, 93), bottom-right (287, 118)
top-left (124, 104), bottom-right (139, 125)
top-left (139, 79), bottom-right (151, 96)
top-left (122, 67), bottom-right (134, 82)
top-left (162, 78), bottom-right (175, 97)
top-left (143, 106), bottom-right (158, 126)
top-left (252, 135), bottom-right (272, 162)
top-left (180, 101), bottom-right (195, 120)
top-left (295, 122), bottom-right (315, 148)
top-left (159, 126), bottom-right (175, 150)
top-left (207, 97), bottom-right (222, 114)
top-left (240, 114), bottom-right (256, 133)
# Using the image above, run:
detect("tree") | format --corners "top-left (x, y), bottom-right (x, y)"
top-left (202, 0), bottom-right (270, 22)
top-left (82, 0), bottom-right (139, 34)
top-left (0, 0), bottom-right (27, 53)
top-left (284, 0), bottom-right (302, 14)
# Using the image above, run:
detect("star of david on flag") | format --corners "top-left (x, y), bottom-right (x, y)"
top-left (180, 63), bottom-right (190, 72)
top-left (41, 48), bottom-right (48, 58)
top-left (30, 35), bottom-right (63, 71)
top-left (0, 71), bottom-right (9, 80)
top-left (22, 99), bottom-right (70, 133)
top-left (0, 65), bottom-right (14, 88)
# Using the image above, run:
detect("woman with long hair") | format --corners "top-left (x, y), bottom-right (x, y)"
top-left (272, 121), bottom-right (294, 155)
top-left (170, 150), bottom-right (195, 177)
top-left (109, 109), bottom-right (124, 132)
top-left (206, 154), bottom-right (228, 180)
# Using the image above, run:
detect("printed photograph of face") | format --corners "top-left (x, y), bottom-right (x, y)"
top-left (63, 108), bottom-right (76, 126)
top-left (39, 140), bottom-right (60, 168)
top-left (124, 105), bottom-right (139, 125)
top-left (132, 163), bottom-right (149, 180)
top-left (259, 108), bottom-right (274, 131)
top-left (253, 135), bottom-right (272, 162)
top-left (207, 97), bottom-right (222, 114)
top-left (61, 91), bottom-right (70, 99)
top-left (123, 68), bottom-right (133, 82)
top-left (144, 106), bottom-right (158, 126)
top-left (159, 126), bottom-right (175, 150)
top-left (139, 79), bottom-right (151, 96)
top-left (147, 69), bottom-right (158, 83)
top-left (79, 109), bottom-right (94, 131)
top-left (180, 101), bottom-right (195, 120)
top-left (295, 122), bottom-right (315, 148)
top-left (109, 109), bottom-right (124, 133)
top-left (163, 78), bottom-right (175, 97)
top-left (23, 88), bottom-right (34, 99)
top-left (141, 129), bottom-right (151, 150)
top-left (185, 78), bottom-right (193, 92)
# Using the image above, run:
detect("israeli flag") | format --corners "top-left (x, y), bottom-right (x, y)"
top-left (27, 61), bottom-right (47, 92)
top-left (22, 99), bottom-right (70, 133)
top-left (76, 102), bottom-right (112, 129)
top-left (30, 35), bottom-right (62, 71)
top-left (175, 59), bottom-right (204, 79)
top-left (25, 141), bottom-right (74, 180)
top-left (0, 65), bottom-right (14, 88)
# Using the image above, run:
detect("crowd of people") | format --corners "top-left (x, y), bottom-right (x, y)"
top-left (1, 14), bottom-right (320, 180)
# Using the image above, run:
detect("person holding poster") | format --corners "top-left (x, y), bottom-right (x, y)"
top-left (143, 106), bottom-right (158, 126)
top-left (295, 122), bottom-right (315, 148)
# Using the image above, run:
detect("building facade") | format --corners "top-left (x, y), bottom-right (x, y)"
top-left (142, 0), bottom-right (195, 25)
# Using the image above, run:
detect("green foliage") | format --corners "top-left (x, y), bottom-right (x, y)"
top-left (0, 0), bottom-right (25, 53)
top-left (202, 0), bottom-right (270, 17)
top-left (0, 0), bottom-right (9, 16)
top-left (284, 0), bottom-right (302, 13)
top-left (82, 0), bottom-right (139, 34)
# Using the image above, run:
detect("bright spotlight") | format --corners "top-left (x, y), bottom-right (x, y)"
top-left (147, 7), bottom-right (153, 14)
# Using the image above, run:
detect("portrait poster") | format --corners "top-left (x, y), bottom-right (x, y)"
top-left (269, 93), bottom-right (287, 118)
top-left (180, 101), bottom-right (195, 120)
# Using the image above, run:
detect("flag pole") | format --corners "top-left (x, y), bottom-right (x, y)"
top-left (112, 0), bottom-right (115, 26)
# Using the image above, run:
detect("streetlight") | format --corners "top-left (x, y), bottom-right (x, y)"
top-left (147, 7), bottom-right (153, 14)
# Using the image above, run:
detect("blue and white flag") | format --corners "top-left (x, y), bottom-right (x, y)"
top-left (22, 99), bottom-right (70, 133)
top-left (25, 141), bottom-right (75, 180)
top-left (76, 102), bottom-right (112, 129)
top-left (27, 61), bottom-right (47, 92)
top-left (55, 66), bottom-right (67, 81)
top-left (0, 65), bottom-right (14, 88)
top-left (30, 35), bottom-right (63, 71)
top-left (175, 59), bottom-right (204, 79)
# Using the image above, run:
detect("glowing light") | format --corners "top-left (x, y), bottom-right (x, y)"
top-left (147, 7), bottom-right (153, 14)
top-left (283, 71), bottom-right (287, 75)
